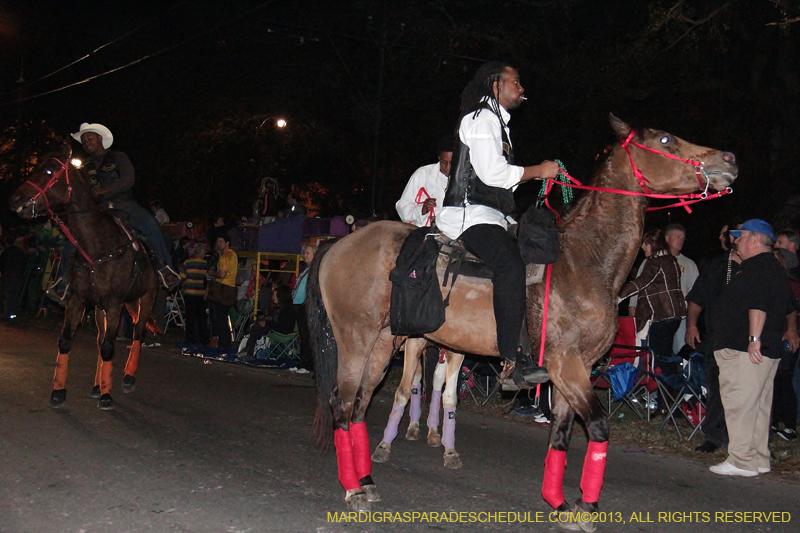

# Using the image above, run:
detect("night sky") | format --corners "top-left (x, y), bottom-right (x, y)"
top-left (2, 0), bottom-right (800, 262)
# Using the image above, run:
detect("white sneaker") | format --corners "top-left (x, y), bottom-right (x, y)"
top-left (758, 467), bottom-right (771, 473)
top-left (294, 368), bottom-right (310, 374)
top-left (709, 461), bottom-right (759, 477)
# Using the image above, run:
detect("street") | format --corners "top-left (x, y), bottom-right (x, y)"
top-left (0, 322), bottom-right (797, 532)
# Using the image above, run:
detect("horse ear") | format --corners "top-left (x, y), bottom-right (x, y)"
top-left (609, 113), bottom-right (631, 138)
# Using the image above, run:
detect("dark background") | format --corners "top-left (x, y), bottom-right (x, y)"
top-left (2, 0), bottom-right (800, 262)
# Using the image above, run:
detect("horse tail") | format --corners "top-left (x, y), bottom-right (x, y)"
top-left (307, 240), bottom-right (338, 452)
top-left (423, 343), bottom-right (438, 402)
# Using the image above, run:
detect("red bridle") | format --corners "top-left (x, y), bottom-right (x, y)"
top-left (23, 157), bottom-right (95, 266)
top-left (541, 130), bottom-right (731, 220)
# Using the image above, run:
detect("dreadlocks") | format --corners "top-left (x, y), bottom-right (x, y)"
top-left (459, 61), bottom-right (512, 122)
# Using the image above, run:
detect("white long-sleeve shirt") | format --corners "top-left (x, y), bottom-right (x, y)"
top-left (395, 162), bottom-right (448, 227)
top-left (436, 102), bottom-right (524, 240)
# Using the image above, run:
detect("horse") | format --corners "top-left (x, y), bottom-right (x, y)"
top-left (307, 114), bottom-right (738, 521)
top-left (10, 144), bottom-right (160, 410)
top-left (371, 339), bottom-right (465, 468)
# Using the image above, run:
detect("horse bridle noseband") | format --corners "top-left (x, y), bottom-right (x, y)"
top-left (23, 157), bottom-right (72, 218)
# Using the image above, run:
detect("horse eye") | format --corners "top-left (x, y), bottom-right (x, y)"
top-left (660, 135), bottom-right (671, 144)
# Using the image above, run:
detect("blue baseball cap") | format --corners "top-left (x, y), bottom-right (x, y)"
top-left (729, 219), bottom-right (776, 242)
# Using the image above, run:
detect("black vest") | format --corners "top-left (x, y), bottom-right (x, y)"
top-left (442, 105), bottom-right (516, 216)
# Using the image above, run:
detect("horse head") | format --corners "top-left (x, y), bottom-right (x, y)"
top-left (609, 113), bottom-right (738, 195)
top-left (10, 144), bottom-right (79, 219)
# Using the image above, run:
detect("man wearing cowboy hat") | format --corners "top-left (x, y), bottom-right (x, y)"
top-left (71, 122), bottom-right (179, 290)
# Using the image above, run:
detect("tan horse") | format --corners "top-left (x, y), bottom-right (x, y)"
top-left (308, 115), bottom-right (738, 519)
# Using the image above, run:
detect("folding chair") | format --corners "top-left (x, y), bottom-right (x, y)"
top-left (592, 316), bottom-right (658, 421)
top-left (460, 356), bottom-right (504, 408)
top-left (260, 330), bottom-right (301, 362)
top-left (657, 351), bottom-right (706, 440)
top-left (234, 298), bottom-right (254, 343)
top-left (164, 290), bottom-right (185, 333)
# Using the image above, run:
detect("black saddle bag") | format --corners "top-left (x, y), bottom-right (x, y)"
top-left (517, 205), bottom-right (563, 265)
top-left (389, 227), bottom-right (446, 336)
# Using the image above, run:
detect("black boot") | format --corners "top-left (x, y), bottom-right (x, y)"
top-left (507, 349), bottom-right (550, 388)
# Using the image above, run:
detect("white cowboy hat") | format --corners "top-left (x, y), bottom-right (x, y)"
top-left (71, 123), bottom-right (113, 149)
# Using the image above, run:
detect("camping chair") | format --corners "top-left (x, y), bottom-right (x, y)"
top-left (592, 316), bottom-right (658, 421)
top-left (164, 290), bottom-right (185, 333)
top-left (656, 351), bottom-right (706, 440)
top-left (234, 298), bottom-right (254, 343)
top-left (253, 329), bottom-right (301, 363)
top-left (460, 356), bottom-right (504, 408)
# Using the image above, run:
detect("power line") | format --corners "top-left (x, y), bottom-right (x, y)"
top-left (0, 0), bottom-right (280, 107)
top-left (0, 1), bottom-right (189, 99)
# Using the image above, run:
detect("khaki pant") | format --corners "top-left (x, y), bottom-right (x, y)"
top-left (715, 348), bottom-right (779, 472)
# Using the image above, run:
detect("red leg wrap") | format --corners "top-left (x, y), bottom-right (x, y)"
top-left (100, 360), bottom-right (113, 394)
top-left (125, 340), bottom-right (141, 376)
top-left (53, 353), bottom-right (70, 390)
top-left (542, 448), bottom-right (567, 508)
top-left (349, 422), bottom-right (372, 480)
top-left (580, 441), bottom-right (608, 504)
top-left (333, 428), bottom-right (360, 491)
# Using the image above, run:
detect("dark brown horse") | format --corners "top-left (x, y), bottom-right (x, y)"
top-left (10, 144), bottom-right (160, 410)
top-left (307, 115), bottom-right (738, 522)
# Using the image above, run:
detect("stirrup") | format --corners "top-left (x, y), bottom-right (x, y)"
top-left (158, 265), bottom-right (182, 291)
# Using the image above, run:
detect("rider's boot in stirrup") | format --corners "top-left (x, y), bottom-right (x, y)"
top-left (157, 264), bottom-right (182, 291)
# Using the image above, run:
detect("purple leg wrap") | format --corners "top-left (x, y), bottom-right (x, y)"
top-left (410, 385), bottom-right (422, 423)
top-left (381, 402), bottom-right (405, 445)
top-left (427, 390), bottom-right (442, 430)
top-left (442, 407), bottom-right (456, 449)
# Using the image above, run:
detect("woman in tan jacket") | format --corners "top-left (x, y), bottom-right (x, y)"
top-left (620, 229), bottom-right (687, 376)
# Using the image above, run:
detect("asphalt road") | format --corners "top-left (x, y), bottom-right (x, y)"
top-left (0, 321), bottom-right (797, 533)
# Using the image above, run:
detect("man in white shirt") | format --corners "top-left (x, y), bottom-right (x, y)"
top-left (438, 62), bottom-right (560, 386)
top-left (396, 136), bottom-right (454, 227)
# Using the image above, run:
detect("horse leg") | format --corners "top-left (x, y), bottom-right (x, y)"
top-left (50, 299), bottom-right (85, 408)
top-left (405, 363), bottom-right (423, 441)
top-left (96, 304), bottom-right (123, 410)
top-left (440, 351), bottom-right (465, 469)
top-left (542, 388), bottom-right (578, 528)
top-left (426, 353), bottom-right (446, 447)
top-left (91, 305), bottom-right (107, 399)
top-left (372, 337), bottom-right (422, 463)
top-left (122, 293), bottom-right (154, 394)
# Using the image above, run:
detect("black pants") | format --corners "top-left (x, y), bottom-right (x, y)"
top-left (208, 300), bottom-right (232, 348)
top-left (460, 224), bottom-right (525, 361)
top-left (772, 353), bottom-right (798, 430)
top-left (649, 318), bottom-right (682, 377)
top-left (702, 347), bottom-right (729, 446)
top-left (184, 294), bottom-right (209, 345)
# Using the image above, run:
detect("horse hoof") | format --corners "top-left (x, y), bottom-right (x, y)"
top-left (443, 449), bottom-right (462, 469)
top-left (89, 385), bottom-right (101, 399)
top-left (405, 422), bottom-right (420, 441)
top-left (372, 442), bottom-right (392, 463)
top-left (573, 504), bottom-right (597, 533)
top-left (122, 375), bottom-right (136, 394)
top-left (98, 393), bottom-right (115, 410)
top-left (50, 389), bottom-right (67, 408)
top-left (362, 483), bottom-right (381, 502)
top-left (344, 490), bottom-right (371, 512)
top-left (427, 430), bottom-right (442, 447)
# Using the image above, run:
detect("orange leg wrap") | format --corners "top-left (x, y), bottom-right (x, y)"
top-left (542, 448), bottom-right (567, 508)
top-left (100, 360), bottom-right (113, 394)
top-left (580, 441), bottom-right (608, 504)
top-left (124, 340), bottom-right (141, 376)
top-left (53, 353), bottom-right (70, 390)
top-left (94, 356), bottom-right (102, 387)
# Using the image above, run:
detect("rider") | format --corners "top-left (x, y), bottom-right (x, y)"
top-left (49, 122), bottom-right (180, 301)
top-left (438, 62), bottom-right (560, 387)
top-left (395, 135), bottom-right (454, 227)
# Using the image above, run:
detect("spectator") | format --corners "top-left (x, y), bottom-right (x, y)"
top-left (172, 236), bottom-right (191, 268)
top-left (665, 223), bottom-right (700, 354)
top-left (207, 234), bottom-right (238, 349)
top-left (771, 248), bottom-right (799, 441)
top-left (207, 214), bottom-right (236, 246)
top-left (293, 243), bottom-right (317, 371)
top-left (180, 242), bottom-right (209, 345)
top-left (620, 229), bottom-right (687, 377)
top-left (286, 192), bottom-right (306, 217)
top-left (685, 220), bottom-right (743, 453)
top-left (709, 219), bottom-right (794, 476)
top-left (149, 200), bottom-right (170, 225)
top-left (774, 228), bottom-right (800, 281)
top-left (244, 285), bottom-right (297, 359)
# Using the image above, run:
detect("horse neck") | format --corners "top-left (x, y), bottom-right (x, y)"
top-left (561, 153), bottom-right (648, 293)
top-left (59, 169), bottom-right (119, 257)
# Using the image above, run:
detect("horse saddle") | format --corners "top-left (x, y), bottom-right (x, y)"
top-left (434, 233), bottom-right (546, 288)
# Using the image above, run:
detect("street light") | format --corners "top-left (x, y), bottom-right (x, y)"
top-left (258, 116), bottom-right (288, 130)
